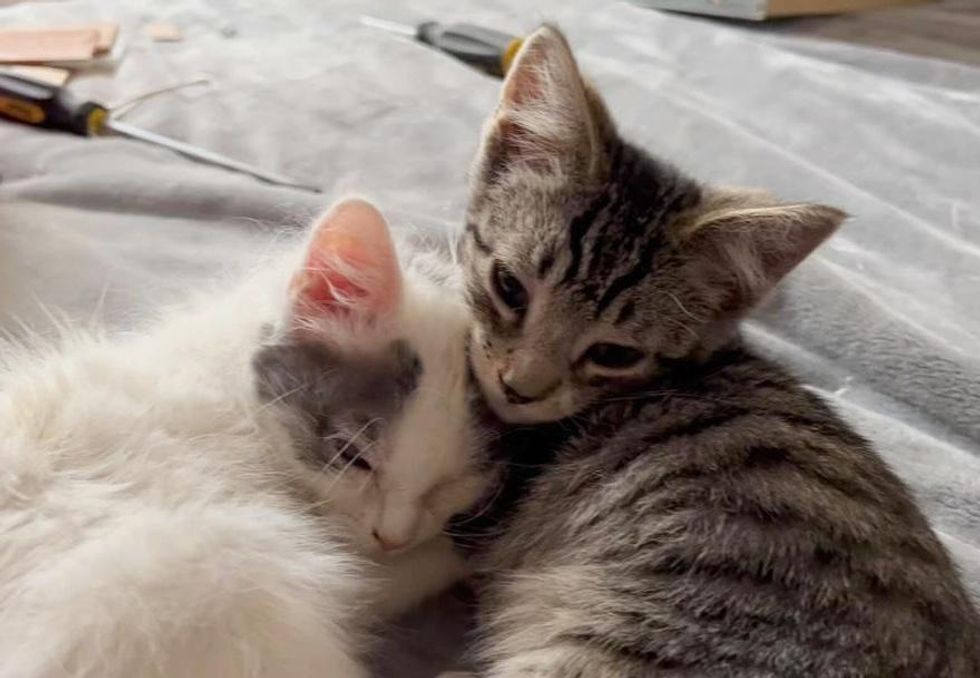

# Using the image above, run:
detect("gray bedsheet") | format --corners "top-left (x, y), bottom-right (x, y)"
top-left (2, 1), bottom-right (978, 675)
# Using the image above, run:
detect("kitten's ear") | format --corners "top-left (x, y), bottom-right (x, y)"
top-left (289, 198), bottom-right (401, 325)
top-left (474, 25), bottom-right (612, 183)
top-left (683, 189), bottom-right (846, 312)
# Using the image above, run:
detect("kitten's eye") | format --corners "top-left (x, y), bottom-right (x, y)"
top-left (321, 433), bottom-right (374, 472)
top-left (337, 444), bottom-right (373, 471)
top-left (491, 263), bottom-right (528, 312)
top-left (584, 343), bottom-right (645, 370)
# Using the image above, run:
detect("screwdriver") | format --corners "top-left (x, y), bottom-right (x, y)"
top-left (360, 16), bottom-right (523, 78)
top-left (0, 72), bottom-right (321, 193)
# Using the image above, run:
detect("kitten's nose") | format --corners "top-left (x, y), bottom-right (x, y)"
top-left (499, 355), bottom-right (559, 404)
top-left (372, 529), bottom-right (408, 553)
top-left (499, 373), bottom-right (540, 404)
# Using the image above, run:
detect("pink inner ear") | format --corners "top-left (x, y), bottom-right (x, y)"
top-left (502, 41), bottom-right (547, 108)
top-left (291, 199), bottom-right (401, 321)
top-left (500, 26), bottom-right (572, 110)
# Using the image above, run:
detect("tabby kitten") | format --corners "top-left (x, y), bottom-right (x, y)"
top-left (456, 26), bottom-right (980, 677)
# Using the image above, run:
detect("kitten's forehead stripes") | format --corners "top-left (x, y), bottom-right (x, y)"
top-left (596, 233), bottom-right (663, 314)
top-left (560, 190), bottom-right (614, 286)
top-left (614, 300), bottom-right (636, 325)
top-left (536, 249), bottom-right (556, 277)
top-left (559, 142), bottom-right (628, 287)
top-left (558, 147), bottom-right (702, 317)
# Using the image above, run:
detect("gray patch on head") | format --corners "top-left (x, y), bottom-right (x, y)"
top-left (252, 339), bottom-right (423, 471)
top-left (390, 339), bottom-right (423, 396)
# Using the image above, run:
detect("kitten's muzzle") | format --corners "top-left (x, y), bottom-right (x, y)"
top-left (372, 529), bottom-right (410, 553)
top-left (499, 374), bottom-right (537, 404)
top-left (498, 371), bottom-right (557, 404)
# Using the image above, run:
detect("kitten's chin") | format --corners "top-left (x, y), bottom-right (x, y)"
top-left (483, 383), bottom-right (574, 424)
top-left (494, 401), bottom-right (567, 424)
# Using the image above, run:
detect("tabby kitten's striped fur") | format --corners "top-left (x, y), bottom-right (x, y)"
top-left (456, 26), bottom-right (980, 677)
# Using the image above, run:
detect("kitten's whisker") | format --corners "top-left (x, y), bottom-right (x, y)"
top-left (320, 417), bottom-right (383, 475)
top-left (665, 290), bottom-right (705, 323)
top-left (660, 314), bottom-right (700, 342)
top-left (602, 389), bottom-right (679, 402)
top-left (603, 389), bottom-right (744, 408)
top-left (452, 478), bottom-right (507, 527)
top-left (254, 384), bottom-right (308, 413)
top-left (441, 526), bottom-right (509, 541)
top-left (240, 384), bottom-right (311, 438)
top-left (87, 281), bottom-right (112, 330)
top-left (473, 428), bottom-right (504, 445)
top-left (358, 473), bottom-right (374, 494)
top-left (314, 434), bottom-right (381, 504)
top-left (500, 460), bottom-right (553, 470)
top-left (315, 433), bottom-right (352, 472)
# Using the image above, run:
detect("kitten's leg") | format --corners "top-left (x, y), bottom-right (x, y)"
top-left (438, 662), bottom-right (703, 678)
top-left (368, 536), bottom-right (469, 619)
top-left (478, 645), bottom-right (647, 678)
top-left (470, 568), bottom-right (677, 678)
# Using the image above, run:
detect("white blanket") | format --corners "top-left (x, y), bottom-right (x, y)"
top-left (2, 1), bottom-right (978, 674)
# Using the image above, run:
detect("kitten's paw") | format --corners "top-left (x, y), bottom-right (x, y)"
top-left (484, 646), bottom-right (636, 678)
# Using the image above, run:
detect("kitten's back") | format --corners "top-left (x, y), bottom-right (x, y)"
top-left (475, 348), bottom-right (980, 677)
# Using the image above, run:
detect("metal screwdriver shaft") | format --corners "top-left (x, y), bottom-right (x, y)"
top-left (104, 119), bottom-right (322, 192)
top-left (0, 72), bottom-right (321, 193)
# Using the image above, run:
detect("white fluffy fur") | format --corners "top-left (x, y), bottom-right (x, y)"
top-left (0, 210), bottom-right (482, 678)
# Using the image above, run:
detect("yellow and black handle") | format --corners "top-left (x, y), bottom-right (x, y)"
top-left (0, 72), bottom-right (108, 136)
top-left (415, 22), bottom-right (523, 78)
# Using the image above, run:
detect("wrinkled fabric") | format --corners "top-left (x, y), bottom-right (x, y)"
top-left (1, 1), bottom-right (978, 675)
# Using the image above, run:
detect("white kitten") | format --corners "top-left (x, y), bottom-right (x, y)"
top-left (0, 199), bottom-right (494, 678)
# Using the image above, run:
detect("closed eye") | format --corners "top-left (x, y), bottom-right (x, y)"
top-left (583, 342), bottom-right (646, 371)
top-left (342, 415), bottom-right (385, 469)
top-left (321, 419), bottom-right (380, 473)
top-left (337, 444), bottom-right (373, 471)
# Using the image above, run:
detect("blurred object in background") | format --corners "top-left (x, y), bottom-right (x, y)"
top-left (0, 22), bottom-right (120, 67)
top-left (631, 0), bottom-right (980, 68)
top-left (631, 0), bottom-right (932, 20)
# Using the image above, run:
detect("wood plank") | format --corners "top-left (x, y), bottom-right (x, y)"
top-left (780, 0), bottom-right (980, 66)
top-left (0, 27), bottom-right (97, 64)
